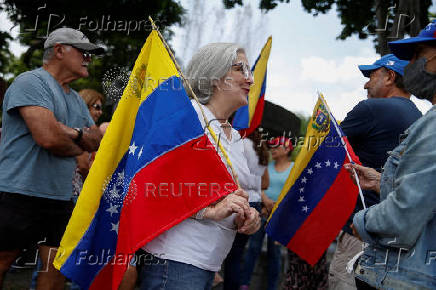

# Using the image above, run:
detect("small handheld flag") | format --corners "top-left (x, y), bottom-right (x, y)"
top-left (266, 94), bottom-right (359, 265)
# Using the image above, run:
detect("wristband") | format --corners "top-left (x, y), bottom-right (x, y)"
top-left (73, 128), bottom-right (83, 144)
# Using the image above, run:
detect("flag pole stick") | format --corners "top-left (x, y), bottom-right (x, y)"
top-left (318, 92), bottom-right (366, 209)
top-left (148, 17), bottom-right (240, 187)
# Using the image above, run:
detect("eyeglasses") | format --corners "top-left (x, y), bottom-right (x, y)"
top-left (91, 104), bottom-right (102, 111)
top-left (231, 62), bottom-right (253, 79)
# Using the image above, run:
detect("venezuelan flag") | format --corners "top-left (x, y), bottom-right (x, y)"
top-left (53, 31), bottom-right (237, 289)
top-left (232, 36), bottom-right (271, 136)
top-left (266, 95), bottom-right (359, 265)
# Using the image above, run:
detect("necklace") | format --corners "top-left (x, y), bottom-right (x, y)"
top-left (206, 103), bottom-right (233, 139)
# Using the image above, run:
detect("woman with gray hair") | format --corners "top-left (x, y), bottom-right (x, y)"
top-left (140, 43), bottom-right (261, 290)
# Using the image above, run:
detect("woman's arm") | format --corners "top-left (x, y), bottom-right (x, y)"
top-left (261, 167), bottom-right (269, 190)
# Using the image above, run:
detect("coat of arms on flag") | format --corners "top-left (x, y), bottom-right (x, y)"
top-left (312, 103), bottom-right (329, 132)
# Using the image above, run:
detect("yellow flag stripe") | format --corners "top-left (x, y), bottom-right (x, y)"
top-left (248, 36), bottom-right (272, 124)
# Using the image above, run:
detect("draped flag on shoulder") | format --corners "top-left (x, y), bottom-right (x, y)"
top-left (232, 36), bottom-right (271, 136)
top-left (53, 30), bottom-right (238, 289)
top-left (265, 94), bottom-right (359, 265)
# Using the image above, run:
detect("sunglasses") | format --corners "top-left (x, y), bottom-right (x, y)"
top-left (91, 104), bottom-right (103, 111)
top-left (63, 44), bottom-right (93, 59)
top-left (76, 48), bottom-right (93, 59)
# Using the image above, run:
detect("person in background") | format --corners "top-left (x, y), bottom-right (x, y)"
top-left (80, 89), bottom-right (104, 122)
top-left (239, 136), bottom-right (293, 290)
top-left (30, 89), bottom-right (106, 290)
top-left (223, 128), bottom-right (269, 290)
top-left (0, 27), bottom-right (103, 290)
top-left (72, 89), bottom-right (105, 201)
top-left (349, 20), bottom-right (436, 290)
top-left (329, 54), bottom-right (422, 290)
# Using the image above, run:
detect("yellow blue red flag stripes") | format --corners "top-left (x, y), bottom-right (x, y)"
top-left (232, 36), bottom-right (271, 136)
top-left (266, 95), bottom-right (359, 265)
top-left (53, 31), bottom-right (237, 289)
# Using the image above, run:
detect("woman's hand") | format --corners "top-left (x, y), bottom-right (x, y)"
top-left (344, 163), bottom-right (381, 193)
top-left (235, 207), bottom-right (261, 235)
top-left (203, 189), bottom-right (249, 221)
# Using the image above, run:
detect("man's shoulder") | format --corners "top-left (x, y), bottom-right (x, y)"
top-left (365, 96), bottom-right (412, 107)
top-left (362, 97), bottom-right (391, 107)
top-left (10, 68), bottom-right (48, 88)
top-left (363, 97), bottom-right (419, 114)
top-left (345, 99), bottom-right (371, 117)
top-left (3, 68), bottom-right (62, 112)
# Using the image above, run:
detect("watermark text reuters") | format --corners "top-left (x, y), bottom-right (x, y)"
top-left (143, 182), bottom-right (235, 198)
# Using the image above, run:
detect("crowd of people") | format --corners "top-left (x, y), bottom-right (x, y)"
top-left (0, 17), bottom-right (435, 290)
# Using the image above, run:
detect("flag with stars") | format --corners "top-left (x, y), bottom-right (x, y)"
top-left (53, 31), bottom-right (237, 289)
top-left (265, 94), bottom-right (359, 265)
top-left (232, 36), bottom-right (271, 136)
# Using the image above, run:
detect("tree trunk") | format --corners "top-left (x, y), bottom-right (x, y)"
top-left (390, 0), bottom-right (422, 43)
top-left (390, 0), bottom-right (407, 41)
top-left (375, 0), bottom-right (389, 56)
top-left (410, 0), bottom-right (421, 36)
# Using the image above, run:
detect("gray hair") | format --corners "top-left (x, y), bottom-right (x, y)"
top-left (42, 48), bottom-right (55, 64)
top-left (184, 43), bottom-right (245, 104)
top-left (42, 45), bottom-right (71, 64)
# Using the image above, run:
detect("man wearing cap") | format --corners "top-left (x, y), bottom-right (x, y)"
top-left (0, 28), bottom-right (104, 289)
top-left (328, 54), bottom-right (422, 290)
top-left (348, 20), bottom-right (436, 289)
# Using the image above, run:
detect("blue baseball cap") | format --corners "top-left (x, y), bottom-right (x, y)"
top-left (389, 20), bottom-right (436, 60)
top-left (358, 54), bottom-right (409, 77)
